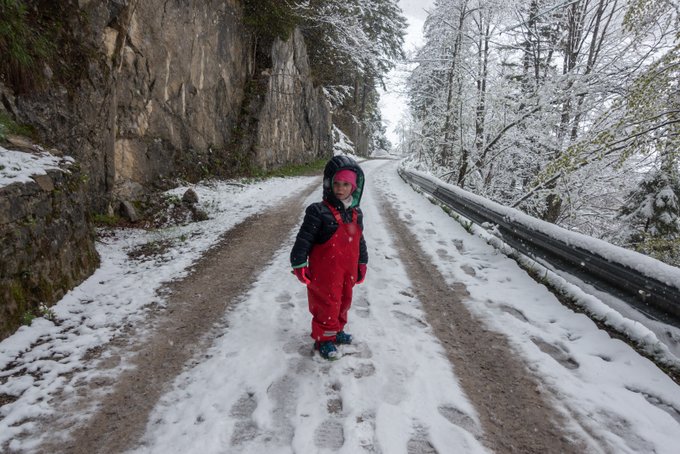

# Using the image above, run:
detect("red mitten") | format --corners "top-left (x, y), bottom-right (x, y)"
top-left (292, 266), bottom-right (311, 285)
top-left (356, 263), bottom-right (367, 284)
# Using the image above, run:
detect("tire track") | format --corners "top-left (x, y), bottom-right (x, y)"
top-left (36, 179), bottom-right (320, 454)
top-left (379, 192), bottom-right (589, 454)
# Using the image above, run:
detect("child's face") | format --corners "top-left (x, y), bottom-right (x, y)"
top-left (333, 180), bottom-right (353, 200)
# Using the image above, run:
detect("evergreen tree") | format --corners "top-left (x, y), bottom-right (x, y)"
top-left (618, 155), bottom-right (680, 265)
top-left (292, 0), bottom-right (406, 155)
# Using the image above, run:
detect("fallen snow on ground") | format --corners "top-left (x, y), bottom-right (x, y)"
top-left (0, 176), bottom-right (315, 451)
top-left (132, 159), bottom-right (486, 454)
top-left (0, 146), bottom-right (73, 188)
top-left (398, 164), bottom-right (680, 368)
top-left (1, 159), bottom-right (679, 453)
top-left (376, 161), bottom-right (680, 453)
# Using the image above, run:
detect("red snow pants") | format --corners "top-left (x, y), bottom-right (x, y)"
top-left (307, 202), bottom-right (361, 342)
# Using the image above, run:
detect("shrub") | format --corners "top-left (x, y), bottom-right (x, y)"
top-left (0, 0), bottom-right (54, 92)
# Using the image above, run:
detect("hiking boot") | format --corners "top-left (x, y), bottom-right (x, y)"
top-left (335, 331), bottom-right (352, 345)
top-left (314, 341), bottom-right (339, 360)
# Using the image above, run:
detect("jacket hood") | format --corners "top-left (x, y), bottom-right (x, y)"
top-left (322, 155), bottom-right (365, 208)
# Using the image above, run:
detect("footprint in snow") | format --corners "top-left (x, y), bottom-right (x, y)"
top-left (327, 396), bottom-right (343, 415)
top-left (407, 424), bottom-right (437, 454)
top-left (229, 392), bottom-right (259, 446)
top-left (344, 362), bottom-right (376, 379)
top-left (392, 310), bottom-right (428, 329)
top-left (313, 381), bottom-right (345, 448)
top-left (531, 338), bottom-right (579, 370)
top-left (625, 387), bottom-right (680, 424)
top-left (355, 307), bottom-right (370, 319)
top-left (314, 419), bottom-right (345, 450)
top-left (353, 296), bottom-right (371, 319)
top-left (499, 304), bottom-right (529, 323)
top-left (460, 264), bottom-right (477, 277)
top-left (438, 405), bottom-right (481, 437)
top-left (355, 411), bottom-right (381, 453)
top-left (339, 341), bottom-right (373, 359)
top-left (325, 380), bottom-right (343, 413)
top-left (596, 410), bottom-right (656, 453)
top-left (267, 374), bottom-right (299, 443)
top-left (354, 295), bottom-right (370, 308)
top-left (282, 337), bottom-right (315, 357)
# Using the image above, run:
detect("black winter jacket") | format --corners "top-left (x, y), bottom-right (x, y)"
top-left (290, 155), bottom-right (368, 267)
top-left (290, 202), bottom-right (368, 266)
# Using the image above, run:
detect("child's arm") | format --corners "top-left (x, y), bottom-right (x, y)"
top-left (290, 204), bottom-right (323, 267)
top-left (355, 208), bottom-right (368, 283)
top-left (359, 234), bottom-right (368, 265)
top-left (357, 208), bottom-right (368, 266)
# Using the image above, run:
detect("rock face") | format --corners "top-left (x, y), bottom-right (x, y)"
top-left (3, 0), bottom-right (331, 208)
top-left (253, 28), bottom-right (332, 170)
top-left (0, 0), bottom-right (332, 339)
top-left (0, 162), bottom-right (99, 339)
top-left (107, 0), bottom-right (254, 200)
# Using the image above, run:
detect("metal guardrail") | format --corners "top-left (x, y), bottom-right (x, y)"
top-left (399, 168), bottom-right (680, 328)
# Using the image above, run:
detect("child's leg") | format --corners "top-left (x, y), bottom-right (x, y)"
top-left (307, 285), bottom-right (342, 341)
top-left (337, 276), bottom-right (354, 331)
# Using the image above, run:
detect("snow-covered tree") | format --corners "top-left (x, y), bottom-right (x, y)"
top-left (612, 0), bottom-right (680, 263)
top-left (292, 0), bottom-right (406, 155)
top-left (618, 155), bottom-right (680, 265)
top-left (403, 0), bottom-right (680, 264)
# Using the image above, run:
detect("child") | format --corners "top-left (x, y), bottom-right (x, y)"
top-left (290, 155), bottom-right (368, 360)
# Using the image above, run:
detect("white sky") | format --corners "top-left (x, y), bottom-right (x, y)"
top-left (379, 1), bottom-right (435, 147)
top-left (2, 153), bottom-right (679, 453)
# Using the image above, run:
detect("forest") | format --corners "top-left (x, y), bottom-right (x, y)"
top-left (244, 0), bottom-right (408, 156)
top-left (398, 0), bottom-right (679, 266)
top-left (1, 0), bottom-right (678, 266)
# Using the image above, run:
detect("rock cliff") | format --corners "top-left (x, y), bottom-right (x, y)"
top-left (2, 0), bottom-right (331, 209)
top-left (0, 157), bottom-right (99, 339)
top-left (0, 0), bottom-right (331, 339)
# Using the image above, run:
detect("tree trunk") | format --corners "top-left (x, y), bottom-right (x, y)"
top-left (440, 0), bottom-right (469, 170)
top-left (471, 14), bottom-right (491, 188)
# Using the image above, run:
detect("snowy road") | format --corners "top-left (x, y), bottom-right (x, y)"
top-left (130, 159), bottom-right (494, 454)
top-left (2, 159), bottom-right (680, 453)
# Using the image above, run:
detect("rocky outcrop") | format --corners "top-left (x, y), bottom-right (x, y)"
top-left (106, 0), bottom-right (254, 200)
top-left (253, 28), bottom-right (332, 170)
top-left (0, 0), bottom-right (333, 339)
top-left (2, 0), bottom-right (331, 209)
top-left (0, 158), bottom-right (99, 339)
